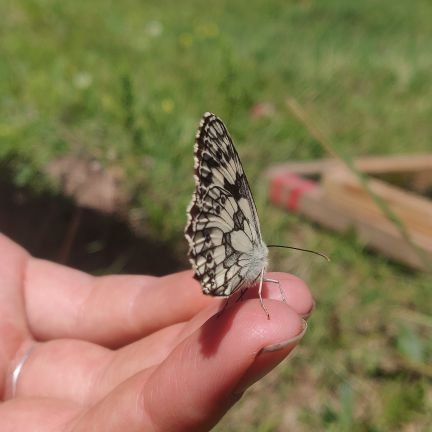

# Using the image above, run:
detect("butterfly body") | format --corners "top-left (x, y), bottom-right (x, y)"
top-left (185, 112), bottom-right (269, 300)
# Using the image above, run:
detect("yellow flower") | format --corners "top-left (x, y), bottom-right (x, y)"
top-left (179, 33), bottom-right (193, 48)
top-left (195, 22), bottom-right (219, 38)
top-left (161, 98), bottom-right (174, 113)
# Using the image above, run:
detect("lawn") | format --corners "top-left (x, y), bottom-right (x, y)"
top-left (1, 0), bottom-right (431, 430)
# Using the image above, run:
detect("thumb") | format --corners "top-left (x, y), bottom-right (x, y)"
top-left (70, 299), bottom-right (306, 432)
top-left (143, 299), bottom-right (306, 431)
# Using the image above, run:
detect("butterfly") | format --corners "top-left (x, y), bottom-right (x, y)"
top-left (185, 112), bottom-right (280, 318)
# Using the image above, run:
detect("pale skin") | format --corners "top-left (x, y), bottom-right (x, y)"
top-left (0, 233), bottom-right (314, 431)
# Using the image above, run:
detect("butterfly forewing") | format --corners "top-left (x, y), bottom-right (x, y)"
top-left (185, 112), bottom-right (268, 297)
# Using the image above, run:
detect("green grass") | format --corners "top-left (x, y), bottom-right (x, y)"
top-left (1, 0), bottom-right (432, 430)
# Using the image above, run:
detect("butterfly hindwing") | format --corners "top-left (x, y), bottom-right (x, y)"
top-left (185, 112), bottom-right (268, 297)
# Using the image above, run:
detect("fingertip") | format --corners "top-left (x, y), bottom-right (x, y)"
top-left (198, 299), bottom-right (306, 398)
top-left (265, 272), bottom-right (314, 316)
top-left (241, 272), bottom-right (314, 318)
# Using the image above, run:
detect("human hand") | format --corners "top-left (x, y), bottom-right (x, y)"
top-left (0, 233), bottom-right (313, 431)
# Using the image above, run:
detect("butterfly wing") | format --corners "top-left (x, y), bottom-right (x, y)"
top-left (185, 112), bottom-right (268, 296)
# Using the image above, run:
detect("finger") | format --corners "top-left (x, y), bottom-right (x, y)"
top-left (25, 260), bottom-right (212, 346)
top-left (11, 339), bottom-right (110, 403)
top-left (63, 272), bottom-right (313, 402)
top-left (70, 299), bottom-right (306, 432)
top-left (0, 234), bottom-right (32, 381)
top-left (0, 398), bottom-right (78, 432)
top-left (15, 272), bottom-right (313, 401)
top-left (12, 323), bottom-right (184, 403)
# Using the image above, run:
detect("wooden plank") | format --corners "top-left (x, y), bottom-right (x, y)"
top-left (267, 154), bottom-right (432, 192)
top-left (354, 154), bottom-right (432, 175)
top-left (269, 171), bottom-right (432, 271)
top-left (322, 168), bottom-right (432, 239)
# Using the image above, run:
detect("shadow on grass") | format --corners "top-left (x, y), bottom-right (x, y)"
top-left (0, 174), bottom-right (185, 276)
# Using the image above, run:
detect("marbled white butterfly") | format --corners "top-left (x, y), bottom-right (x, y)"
top-left (185, 112), bottom-right (327, 318)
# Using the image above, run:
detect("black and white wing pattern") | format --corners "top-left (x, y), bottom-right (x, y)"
top-left (185, 112), bottom-right (269, 297)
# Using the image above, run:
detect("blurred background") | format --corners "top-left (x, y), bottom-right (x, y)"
top-left (1, 0), bottom-right (431, 430)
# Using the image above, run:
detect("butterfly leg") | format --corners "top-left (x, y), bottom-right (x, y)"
top-left (216, 297), bottom-right (230, 318)
top-left (216, 286), bottom-right (250, 318)
top-left (264, 277), bottom-right (288, 303)
top-left (258, 268), bottom-right (270, 320)
top-left (216, 285), bottom-right (250, 318)
top-left (235, 286), bottom-right (248, 303)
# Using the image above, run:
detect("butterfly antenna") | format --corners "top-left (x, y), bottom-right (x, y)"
top-left (267, 244), bottom-right (330, 261)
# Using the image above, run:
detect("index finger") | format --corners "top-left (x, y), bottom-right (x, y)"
top-left (25, 259), bottom-right (212, 347)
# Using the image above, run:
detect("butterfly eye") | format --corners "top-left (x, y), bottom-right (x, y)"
top-left (206, 253), bottom-right (212, 263)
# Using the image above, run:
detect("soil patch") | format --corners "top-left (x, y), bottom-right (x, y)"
top-left (0, 169), bottom-right (184, 276)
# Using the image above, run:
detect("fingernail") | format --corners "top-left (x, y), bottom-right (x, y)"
top-left (233, 319), bottom-right (308, 395)
top-left (260, 319), bottom-right (308, 353)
